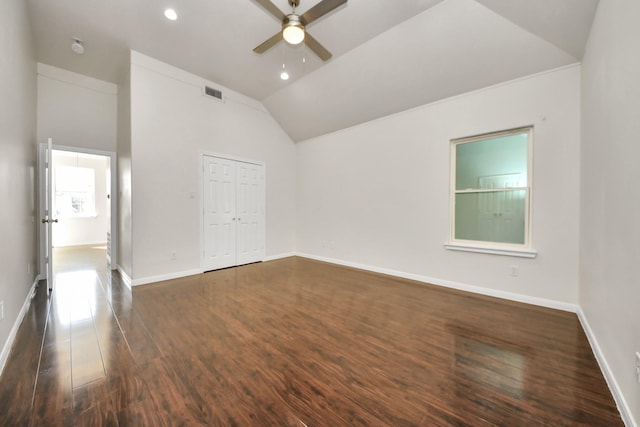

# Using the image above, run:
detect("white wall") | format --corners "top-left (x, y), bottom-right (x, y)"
top-left (36, 64), bottom-right (118, 274)
top-left (36, 64), bottom-right (117, 151)
top-left (117, 63), bottom-right (133, 279)
top-left (51, 151), bottom-right (108, 247)
top-left (580, 0), bottom-right (640, 425)
top-left (297, 65), bottom-right (581, 306)
top-left (0, 0), bottom-right (37, 371)
top-left (129, 52), bottom-right (296, 282)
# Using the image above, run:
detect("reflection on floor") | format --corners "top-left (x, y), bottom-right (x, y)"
top-left (0, 252), bottom-right (625, 425)
top-left (54, 244), bottom-right (109, 275)
top-left (53, 246), bottom-right (110, 388)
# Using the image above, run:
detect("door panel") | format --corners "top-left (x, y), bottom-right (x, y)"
top-left (37, 138), bottom-right (56, 292)
top-left (236, 162), bottom-right (264, 266)
top-left (46, 139), bottom-right (53, 291)
top-left (203, 156), bottom-right (237, 270)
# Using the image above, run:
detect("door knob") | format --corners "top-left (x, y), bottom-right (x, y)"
top-left (41, 218), bottom-right (59, 224)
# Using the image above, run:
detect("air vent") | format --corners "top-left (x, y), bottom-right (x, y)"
top-left (204, 86), bottom-right (223, 101)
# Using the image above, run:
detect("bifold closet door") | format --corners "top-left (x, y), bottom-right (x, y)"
top-left (235, 161), bottom-right (264, 266)
top-left (203, 155), bottom-right (264, 271)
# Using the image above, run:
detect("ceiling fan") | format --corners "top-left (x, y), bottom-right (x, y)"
top-left (252, 0), bottom-right (347, 61)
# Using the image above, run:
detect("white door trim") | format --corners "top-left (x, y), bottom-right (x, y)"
top-left (199, 150), bottom-right (265, 167)
top-left (38, 143), bottom-right (118, 276)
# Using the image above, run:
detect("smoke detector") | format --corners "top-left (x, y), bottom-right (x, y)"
top-left (71, 39), bottom-right (84, 55)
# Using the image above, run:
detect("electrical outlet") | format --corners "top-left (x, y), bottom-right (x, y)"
top-left (635, 352), bottom-right (640, 384)
top-left (171, 250), bottom-right (177, 260)
top-left (510, 265), bottom-right (519, 277)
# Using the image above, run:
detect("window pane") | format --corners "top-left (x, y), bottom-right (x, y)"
top-left (455, 190), bottom-right (526, 244)
top-left (54, 166), bottom-right (96, 217)
top-left (455, 133), bottom-right (528, 190)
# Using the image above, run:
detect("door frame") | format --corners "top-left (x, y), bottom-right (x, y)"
top-left (199, 151), bottom-right (266, 272)
top-left (38, 143), bottom-right (118, 276)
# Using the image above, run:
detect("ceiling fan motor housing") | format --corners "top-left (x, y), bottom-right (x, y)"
top-left (284, 14), bottom-right (304, 29)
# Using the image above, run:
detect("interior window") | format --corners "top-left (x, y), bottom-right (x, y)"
top-left (54, 166), bottom-right (96, 218)
top-left (450, 127), bottom-right (532, 251)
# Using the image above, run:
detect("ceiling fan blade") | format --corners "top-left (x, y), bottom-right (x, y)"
top-left (300, 0), bottom-right (347, 26)
top-left (304, 32), bottom-right (332, 61)
top-left (253, 32), bottom-right (282, 53)
top-left (252, 0), bottom-right (286, 22)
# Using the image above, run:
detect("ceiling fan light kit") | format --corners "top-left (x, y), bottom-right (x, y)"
top-left (253, 0), bottom-right (347, 61)
top-left (283, 15), bottom-right (305, 45)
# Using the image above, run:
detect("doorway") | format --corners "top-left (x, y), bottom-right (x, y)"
top-left (51, 150), bottom-right (109, 282)
top-left (38, 143), bottom-right (117, 289)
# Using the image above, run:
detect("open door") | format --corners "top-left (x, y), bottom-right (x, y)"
top-left (39, 138), bottom-right (57, 292)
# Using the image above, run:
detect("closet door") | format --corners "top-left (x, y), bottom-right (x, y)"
top-left (203, 156), bottom-right (237, 271)
top-left (236, 162), bottom-right (264, 266)
top-left (203, 155), bottom-right (265, 271)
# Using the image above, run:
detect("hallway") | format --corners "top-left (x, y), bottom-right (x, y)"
top-left (0, 245), bottom-right (132, 424)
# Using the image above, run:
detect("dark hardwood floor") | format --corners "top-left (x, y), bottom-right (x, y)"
top-left (0, 248), bottom-right (623, 426)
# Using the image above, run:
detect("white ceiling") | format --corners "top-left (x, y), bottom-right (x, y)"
top-left (26, 0), bottom-right (599, 141)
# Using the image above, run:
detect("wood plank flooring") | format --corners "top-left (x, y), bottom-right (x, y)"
top-left (0, 248), bottom-right (623, 426)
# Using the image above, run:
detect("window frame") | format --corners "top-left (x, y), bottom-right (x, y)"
top-left (446, 126), bottom-right (536, 258)
top-left (53, 166), bottom-right (97, 219)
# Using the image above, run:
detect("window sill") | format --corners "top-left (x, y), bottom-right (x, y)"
top-left (58, 214), bottom-right (98, 220)
top-left (444, 243), bottom-right (537, 258)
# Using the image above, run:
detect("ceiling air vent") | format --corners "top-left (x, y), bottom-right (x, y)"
top-left (204, 85), bottom-right (223, 101)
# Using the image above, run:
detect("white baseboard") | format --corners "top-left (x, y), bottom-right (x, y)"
top-left (53, 241), bottom-right (108, 248)
top-left (116, 265), bottom-right (132, 289)
top-left (295, 252), bottom-right (578, 313)
top-left (577, 308), bottom-right (636, 427)
top-left (124, 254), bottom-right (294, 287)
top-left (0, 275), bottom-right (40, 377)
top-left (264, 252), bottom-right (297, 262)
top-left (131, 268), bottom-right (202, 286)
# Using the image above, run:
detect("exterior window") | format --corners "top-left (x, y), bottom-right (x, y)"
top-left (448, 127), bottom-right (534, 256)
top-left (54, 166), bottom-right (96, 218)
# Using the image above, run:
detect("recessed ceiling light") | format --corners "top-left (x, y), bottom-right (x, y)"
top-left (280, 71), bottom-right (289, 80)
top-left (164, 8), bottom-right (177, 20)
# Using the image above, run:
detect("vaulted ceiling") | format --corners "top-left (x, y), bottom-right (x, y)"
top-left (26, 0), bottom-right (599, 141)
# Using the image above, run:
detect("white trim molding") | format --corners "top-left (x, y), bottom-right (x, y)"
top-left (445, 243), bottom-right (537, 258)
top-left (264, 252), bottom-right (297, 262)
top-left (54, 241), bottom-right (108, 248)
top-left (37, 63), bottom-right (118, 95)
top-left (131, 268), bottom-right (202, 287)
top-left (295, 252), bottom-right (575, 312)
top-left (116, 265), bottom-right (132, 289)
top-left (577, 308), bottom-right (636, 427)
top-left (0, 275), bottom-right (40, 377)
